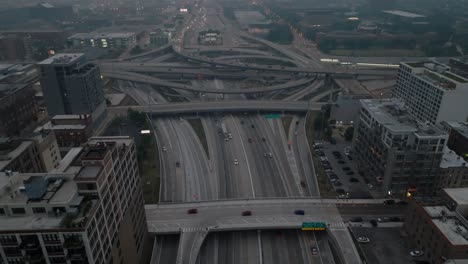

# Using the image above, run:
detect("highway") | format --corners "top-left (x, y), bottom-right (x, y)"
top-left (108, 101), bottom-right (327, 115)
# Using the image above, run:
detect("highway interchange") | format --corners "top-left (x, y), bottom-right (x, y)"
top-left (102, 0), bottom-right (402, 263)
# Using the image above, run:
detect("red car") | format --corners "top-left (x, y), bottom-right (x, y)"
top-left (242, 210), bottom-right (252, 216)
top-left (187, 208), bottom-right (198, 214)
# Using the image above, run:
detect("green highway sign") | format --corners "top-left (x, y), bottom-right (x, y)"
top-left (301, 222), bottom-right (327, 231)
top-left (264, 114), bottom-right (281, 119)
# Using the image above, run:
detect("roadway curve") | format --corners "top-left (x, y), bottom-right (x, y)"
top-left (102, 70), bottom-right (316, 94)
top-left (217, 55), bottom-right (299, 66)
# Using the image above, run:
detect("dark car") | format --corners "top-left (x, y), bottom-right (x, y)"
top-left (187, 208), bottom-right (198, 214)
top-left (336, 189), bottom-right (345, 194)
top-left (251, 125), bottom-right (255, 128)
top-left (350, 217), bottom-right (363, 222)
top-left (397, 201), bottom-right (408, 205)
top-left (333, 181), bottom-right (342, 186)
top-left (242, 210), bottom-right (252, 216)
top-left (390, 216), bottom-right (403, 222)
top-left (294, 210), bottom-right (305, 215)
top-left (384, 199), bottom-right (396, 205)
top-left (346, 171), bottom-right (355, 175)
top-left (347, 155), bottom-right (353, 160)
top-left (248, 138), bottom-right (252, 143)
top-left (262, 137), bottom-right (266, 142)
top-left (370, 219), bottom-right (378, 227)
top-left (342, 167), bottom-right (351, 171)
top-left (176, 161), bottom-right (180, 167)
top-left (338, 160), bottom-right (346, 164)
top-left (300, 181), bottom-right (306, 188)
top-left (318, 151), bottom-right (325, 156)
top-left (329, 174), bottom-right (338, 180)
top-left (332, 151), bottom-right (341, 155)
top-left (350, 178), bottom-right (359, 183)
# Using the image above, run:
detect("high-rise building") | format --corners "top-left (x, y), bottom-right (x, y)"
top-left (0, 136), bottom-right (149, 264)
top-left (0, 138), bottom-right (45, 173)
top-left (38, 53), bottom-right (107, 128)
top-left (393, 61), bottom-right (468, 125)
top-left (353, 99), bottom-right (448, 196)
top-left (0, 83), bottom-right (38, 137)
top-left (433, 146), bottom-right (468, 195)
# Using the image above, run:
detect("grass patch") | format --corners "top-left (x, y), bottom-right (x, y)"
top-left (305, 111), bottom-right (336, 198)
top-left (140, 126), bottom-right (160, 204)
top-left (187, 118), bottom-right (209, 158)
top-left (281, 115), bottom-right (293, 137)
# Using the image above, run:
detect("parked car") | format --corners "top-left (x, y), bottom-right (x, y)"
top-left (397, 201), bottom-right (408, 205)
top-left (329, 174), bottom-right (339, 180)
top-left (337, 194), bottom-right (349, 199)
top-left (377, 217), bottom-right (390, 222)
top-left (300, 181), bottom-right (306, 188)
top-left (242, 210), bottom-right (252, 216)
top-left (336, 189), bottom-right (345, 194)
top-left (294, 210), bottom-right (305, 215)
top-left (350, 217), bottom-right (363, 222)
top-left (342, 167), bottom-right (351, 171)
top-left (338, 160), bottom-right (346, 164)
top-left (346, 171), bottom-right (355, 175)
top-left (410, 250), bottom-right (424, 257)
top-left (390, 216), bottom-right (404, 222)
top-left (187, 208), bottom-right (198, 214)
top-left (234, 159), bottom-right (239, 165)
top-left (370, 219), bottom-right (378, 227)
top-left (350, 178), bottom-right (359, 183)
top-left (357, 237), bottom-right (370, 243)
top-left (333, 181), bottom-right (342, 186)
top-left (176, 161), bottom-right (180, 167)
top-left (383, 199), bottom-right (395, 205)
top-left (367, 184), bottom-right (374, 190)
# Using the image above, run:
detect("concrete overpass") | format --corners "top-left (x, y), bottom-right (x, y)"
top-left (108, 101), bottom-right (327, 115)
top-left (102, 70), bottom-right (317, 94)
top-left (146, 198), bottom-right (391, 264)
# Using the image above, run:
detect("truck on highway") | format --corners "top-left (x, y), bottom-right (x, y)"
top-left (221, 122), bottom-right (229, 140)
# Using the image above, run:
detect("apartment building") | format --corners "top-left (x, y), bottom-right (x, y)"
top-left (433, 147), bottom-right (468, 195)
top-left (0, 83), bottom-right (38, 137)
top-left (353, 99), bottom-right (448, 197)
top-left (35, 115), bottom-right (93, 149)
top-left (403, 188), bottom-right (468, 263)
top-left (0, 136), bottom-right (148, 264)
top-left (38, 54), bottom-right (107, 128)
top-left (393, 61), bottom-right (468, 125)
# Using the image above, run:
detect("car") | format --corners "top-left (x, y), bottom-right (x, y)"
top-left (347, 155), bottom-right (353, 160)
top-left (329, 174), bottom-right (338, 180)
top-left (311, 246), bottom-right (318, 255)
top-left (176, 162), bottom-right (180, 167)
top-left (342, 167), bottom-right (351, 171)
top-left (318, 152), bottom-right (325, 157)
top-left (410, 250), bottom-right (424, 257)
top-left (350, 178), bottom-right (359, 183)
top-left (268, 153), bottom-right (273, 158)
top-left (346, 171), bottom-right (355, 175)
top-left (397, 201), bottom-right (408, 205)
top-left (323, 165), bottom-right (332, 170)
top-left (337, 194), bottom-right (349, 199)
top-left (370, 219), bottom-right (378, 227)
top-left (242, 210), bottom-right (252, 216)
top-left (377, 217), bottom-right (390, 222)
top-left (320, 157), bottom-right (328, 161)
top-left (300, 181), bottom-right (306, 188)
top-left (350, 217), bottom-right (363, 222)
top-left (321, 161), bottom-right (330, 166)
top-left (248, 138), bottom-right (252, 143)
top-left (332, 151), bottom-right (340, 155)
top-left (383, 199), bottom-right (395, 205)
top-left (333, 181), bottom-right (342, 186)
top-left (390, 216), bottom-right (403, 222)
top-left (162, 146), bottom-right (167, 151)
top-left (224, 137), bottom-right (229, 141)
top-left (336, 189), bottom-right (345, 194)
top-left (234, 159), bottom-right (239, 165)
top-left (228, 133), bottom-right (233, 139)
top-left (357, 236), bottom-right (370, 243)
top-left (251, 125), bottom-right (255, 128)
top-left (294, 210), bottom-right (305, 215)
top-left (187, 208), bottom-right (198, 214)
top-left (338, 160), bottom-right (346, 164)
top-left (367, 184), bottom-right (374, 190)
top-left (262, 137), bottom-right (266, 142)
top-left (241, 121), bottom-right (244, 125)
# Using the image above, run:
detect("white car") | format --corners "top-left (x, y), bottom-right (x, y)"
top-left (234, 159), bottom-right (239, 165)
top-left (268, 153), bottom-right (273, 158)
top-left (367, 184), bottom-right (374, 190)
top-left (410, 250), bottom-right (423, 257)
top-left (357, 237), bottom-right (370, 243)
top-left (320, 157), bottom-right (328, 161)
top-left (162, 146), bottom-right (167, 152)
top-left (337, 194), bottom-right (349, 199)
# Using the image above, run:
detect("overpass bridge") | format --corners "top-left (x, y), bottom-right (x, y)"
top-left (146, 198), bottom-right (388, 264)
top-left (108, 101), bottom-right (327, 116)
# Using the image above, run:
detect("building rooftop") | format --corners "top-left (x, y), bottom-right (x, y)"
top-left (0, 83), bottom-right (29, 99)
top-left (75, 166), bottom-right (102, 180)
top-left (440, 146), bottom-right (467, 168)
top-left (423, 205), bottom-right (468, 246)
top-left (444, 188), bottom-right (468, 206)
top-left (53, 147), bottom-right (83, 173)
top-left (361, 99), bottom-right (447, 137)
top-left (403, 61), bottom-right (468, 89)
top-left (383, 10), bottom-right (425, 18)
top-left (69, 32), bottom-right (136, 39)
top-left (444, 121), bottom-right (468, 139)
top-left (38, 53), bottom-right (84, 66)
top-left (36, 121), bottom-right (86, 131)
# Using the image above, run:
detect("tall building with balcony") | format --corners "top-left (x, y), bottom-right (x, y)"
top-left (38, 54), bottom-right (107, 129)
top-left (0, 136), bottom-right (149, 264)
top-left (393, 61), bottom-right (468, 125)
top-left (353, 99), bottom-right (448, 196)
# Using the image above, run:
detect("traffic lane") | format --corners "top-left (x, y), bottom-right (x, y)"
top-left (296, 115), bottom-right (320, 196)
top-left (155, 235), bottom-right (180, 264)
top-left (261, 230), bottom-right (308, 264)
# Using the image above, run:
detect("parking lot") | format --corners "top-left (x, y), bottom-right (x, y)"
top-left (351, 227), bottom-right (416, 264)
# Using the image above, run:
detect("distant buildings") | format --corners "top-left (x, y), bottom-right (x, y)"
top-left (198, 30), bottom-right (222, 45)
top-left (330, 94), bottom-right (371, 125)
top-left (0, 138), bottom-right (44, 173)
top-left (0, 83), bottom-right (38, 137)
top-left (394, 61), bottom-right (468, 125)
top-left (31, 129), bottom-right (61, 172)
top-left (442, 121), bottom-right (468, 160)
top-left (353, 99), bottom-right (447, 197)
top-left (150, 30), bottom-right (170, 47)
top-left (67, 33), bottom-right (137, 49)
top-left (38, 53), bottom-right (107, 128)
top-left (0, 136), bottom-right (148, 264)
top-left (0, 35), bottom-right (30, 61)
top-left (403, 188), bottom-right (468, 263)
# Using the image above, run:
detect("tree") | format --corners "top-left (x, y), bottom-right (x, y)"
top-left (344, 127), bottom-right (354, 141)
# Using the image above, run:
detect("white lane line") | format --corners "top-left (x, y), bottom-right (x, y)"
top-left (230, 115), bottom-right (256, 198)
top-left (257, 230), bottom-right (263, 264)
